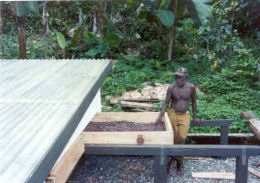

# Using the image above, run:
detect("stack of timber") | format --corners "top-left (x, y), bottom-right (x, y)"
top-left (249, 118), bottom-right (260, 141)
top-left (108, 83), bottom-right (169, 111)
top-left (82, 112), bottom-right (173, 145)
top-left (108, 83), bottom-right (204, 111)
top-left (241, 111), bottom-right (260, 141)
top-left (110, 98), bottom-right (159, 111)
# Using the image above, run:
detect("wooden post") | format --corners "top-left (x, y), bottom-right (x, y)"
top-left (154, 147), bottom-right (167, 183)
top-left (220, 126), bottom-right (229, 144)
top-left (235, 149), bottom-right (248, 183)
top-left (16, 16), bottom-right (27, 59)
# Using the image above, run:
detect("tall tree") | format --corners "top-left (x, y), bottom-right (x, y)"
top-left (153, 0), bottom-right (212, 60)
top-left (167, 0), bottom-right (177, 61)
top-left (0, 2), bottom-right (3, 34)
top-left (16, 16), bottom-right (26, 58)
top-left (42, 2), bottom-right (49, 33)
top-left (15, 1), bottom-right (39, 58)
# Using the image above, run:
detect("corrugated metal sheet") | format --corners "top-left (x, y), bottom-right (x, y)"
top-left (0, 59), bottom-right (111, 183)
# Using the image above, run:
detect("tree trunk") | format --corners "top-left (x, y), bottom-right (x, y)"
top-left (97, 7), bottom-right (104, 36)
top-left (92, 11), bottom-right (97, 33)
top-left (42, 3), bottom-right (49, 33)
top-left (0, 2), bottom-right (3, 34)
top-left (16, 16), bottom-right (27, 59)
top-left (97, 0), bottom-right (106, 37)
top-left (79, 8), bottom-right (83, 24)
top-left (167, 0), bottom-right (178, 61)
top-left (167, 26), bottom-right (174, 60)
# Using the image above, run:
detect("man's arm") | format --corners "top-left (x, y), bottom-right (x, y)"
top-left (156, 86), bottom-right (172, 123)
top-left (191, 85), bottom-right (201, 125)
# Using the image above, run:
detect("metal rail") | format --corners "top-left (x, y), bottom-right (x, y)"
top-left (85, 144), bottom-right (260, 183)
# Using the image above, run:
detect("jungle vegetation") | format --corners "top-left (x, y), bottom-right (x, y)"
top-left (0, 0), bottom-right (259, 133)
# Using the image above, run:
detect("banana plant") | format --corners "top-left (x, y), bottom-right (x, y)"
top-left (145, 0), bottom-right (212, 60)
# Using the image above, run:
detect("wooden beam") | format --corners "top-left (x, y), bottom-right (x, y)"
top-left (120, 101), bottom-right (156, 110)
top-left (235, 155), bottom-right (248, 183)
top-left (220, 126), bottom-right (229, 145)
top-left (154, 155), bottom-right (167, 183)
top-left (248, 167), bottom-right (260, 178)
top-left (190, 120), bottom-right (232, 127)
top-left (249, 119), bottom-right (260, 141)
top-left (85, 144), bottom-right (260, 157)
top-left (84, 144), bottom-right (260, 183)
top-left (121, 98), bottom-right (160, 103)
top-left (192, 172), bottom-right (235, 180)
top-left (47, 134), bottom-right (85, 183)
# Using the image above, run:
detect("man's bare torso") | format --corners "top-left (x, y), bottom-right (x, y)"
top-left (169, 82), bottom-right (195, 113)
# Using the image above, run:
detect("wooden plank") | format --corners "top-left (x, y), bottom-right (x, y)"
top-left (120, 101), bottom-right (156, 110)
top-left (82, 131), bottom-right (173, 145)
top-left (192, 172), bottom-right (235, 180)
top-left (110, 98), bottom-right (160, 105)
top-left (190, 120), bottom-right (232, 127)
top-left (121, 98), bottom-right (160, 102)
top-left (235, 155), bottom-right (248, 183)
top-left (90, 112), bottom-right (171, 130)
top-left (220, 126), bottom-right (229, 145)
top-left (47, 134), bottom-right (84, 183)
top-left (249, 119), bottom-right (260, 141)
top-left (83, 112), bottom-right (173, 145)
top-left (84, 144), bottom-right (260, 157)
top-left (84, 144), bottom-right (260, 183)
top-left (92, 112), bottom-right (160, 123)
top-left (248, 167), bottom-right (260, 178)
top-left (154, 155), bottom-right (167, 183)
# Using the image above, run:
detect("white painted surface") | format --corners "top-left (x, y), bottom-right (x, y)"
top-left (56, 89), bottom-right (101, 163)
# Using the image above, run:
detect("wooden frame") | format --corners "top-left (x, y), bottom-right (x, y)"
top-left (46, 134), bottom-right (85, 183)
top-left (85, 144), bottom-right (260, 183)
top-left (81, 112), bottom-right (174, 145)
top-left (190, 119), bottom-right (232, 145)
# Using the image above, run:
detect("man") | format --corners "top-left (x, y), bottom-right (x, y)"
top-left (156, 67), bottom-right (201, 176)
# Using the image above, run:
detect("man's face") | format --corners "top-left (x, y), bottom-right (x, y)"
top-left (175, 75), bottom-right (185, 87)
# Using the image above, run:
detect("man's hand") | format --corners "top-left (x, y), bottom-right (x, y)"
top-left (156, 117), bottom-right (163, 124)
top-left (193, 118), bottom-right (202, 126)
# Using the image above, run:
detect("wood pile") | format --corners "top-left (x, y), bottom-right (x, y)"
top-left (107, 83), bottom-right (204, 112)
top-left (109, 83), bottom-right (170, 111)
top-left (241, 111), bottom-right (260, 141)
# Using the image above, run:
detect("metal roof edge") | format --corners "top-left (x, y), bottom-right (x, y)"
top-left (26, 60), bottom-right (112, 183)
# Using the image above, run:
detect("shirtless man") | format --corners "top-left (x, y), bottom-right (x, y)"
top-left (156, 67), bottom-right (201, 176)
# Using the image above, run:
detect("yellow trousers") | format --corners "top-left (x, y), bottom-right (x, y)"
top-left (168, 109), bottom-right (190, 167)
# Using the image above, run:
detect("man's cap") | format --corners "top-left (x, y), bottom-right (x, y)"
top-left (174, 67), bottom-right (188, 77)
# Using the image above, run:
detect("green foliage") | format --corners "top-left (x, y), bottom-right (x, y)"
top-left (15, 2), bottom-right (39, 17)
top-left (0, 32), bottom-right (19, 58)
top-left (153, 10), bottom-right (174, 27)
top-left (190, 95), bottom-right (250, 133)
top-left (187, 0), bottom-right (212, 25)
top-left (56, 32), bottom-right (66, 50)
top-left (1, 0), bottom-right (259, 133)
top-left (102, 56), bottom-right (176, 97)
top-left (26, 33), bottom-right (60, 58)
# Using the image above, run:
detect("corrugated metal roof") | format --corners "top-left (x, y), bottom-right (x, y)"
top-left (0, 59), bottom-right (111, 183)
